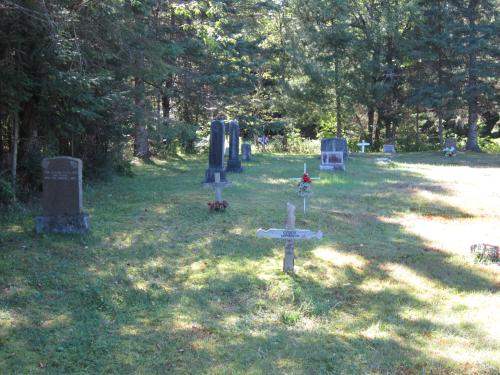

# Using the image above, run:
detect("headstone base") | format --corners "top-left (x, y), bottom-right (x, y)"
top-left (320, 164), bottom-right (346, 171)
top-left (203, 168), bottom-right (227, 184)
top-left (36, 213), bottom-right (90, 234)
top-left (226, 159), bottom-right (243, 173)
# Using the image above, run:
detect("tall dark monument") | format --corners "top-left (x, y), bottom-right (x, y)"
top-left (203, 120), bottom-right (227, 184)
top-left (226, 120), bottom-right (243, 172)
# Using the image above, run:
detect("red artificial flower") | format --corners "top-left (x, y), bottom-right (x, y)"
top-left (302, 172), bottom-right (311, 183)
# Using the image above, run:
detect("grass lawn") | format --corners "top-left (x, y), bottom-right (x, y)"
top-left (1, 151), bottom-right (499, 374)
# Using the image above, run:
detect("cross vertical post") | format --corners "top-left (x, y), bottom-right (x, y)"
top-left (283, 203), bottom-right (296, 273)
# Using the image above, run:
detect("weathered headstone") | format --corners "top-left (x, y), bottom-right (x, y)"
top-left (257, 203), bottom-right (323, 273)
top-left (383, 144), bottom-right (396, 153)
top-left (321, 137), bottom-right (348, 160)
top-left (241, 143), bottom-right (251, 161)
top-left (445, 138), bottom-right (457, 150)
top-left (357, 140), bottom-right (370, 153)
top-left (320, 151), bottom-right (345, 171)
top-left (203, 120), bottom-right (227, 184)
top-left (226, 120), bottom-right (243, 172)
top-left (35, 157), bottom-right (90, 234)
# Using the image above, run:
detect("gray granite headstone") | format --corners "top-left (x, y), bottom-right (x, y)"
top-left (383, 144), bottom-right (396, 153)
top-left (320, 151), bottom-right (345, 171)
top-left (226, 120), bottom-right (243, 172)
top-left (241, 143), bottom-right (251, 161)
top-left (35, 157), bottom-right (90, 234)
top-left (444, 138), bottom-right (457, 150)
top-left (321, 138), bottom-right (348, 160)
top-left (203, 120), bottom-right (227, 184)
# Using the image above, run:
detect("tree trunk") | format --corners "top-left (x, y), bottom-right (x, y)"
top-left (416, 105), bottom-right (420, 149)
top-left (465, 0), bottom-right (481, 152)
top-left (134, 76), bottom-right (149, 159)
top-left (11, 114), bottom-right (19, 195)
top-left (334, 53), bottom-right (342, 138)
top-left (367, 107), bottom-right (374, 144)
top-left (374, 111), bottom-right (382, 150)
top-left (438, 111), bottom-right (443, 146)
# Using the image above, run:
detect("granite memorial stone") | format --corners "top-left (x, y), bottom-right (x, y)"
top-left (321, 137), bottom-right (348, 160)
top-left (320, 151), bottom-right (345, 171)
top-left (383, 144), bottom-right (396, 153)
top-left (226, 120), bottom-right (243, 172)
top-left (203, 120), bottom-right (227, 184)
top-left (241, 143), bottom-right (251, 161)
top-left (35, 156), bottom-right (90, 234)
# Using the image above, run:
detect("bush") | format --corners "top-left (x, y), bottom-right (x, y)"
top-left (0, 175), bottom-right (15, 206)
top-left (114, 159), bottom-right (135, 177)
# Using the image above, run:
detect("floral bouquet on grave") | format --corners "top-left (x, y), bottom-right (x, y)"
top-left (208, 200), bottom-right (229, 211)
top-left (442, 146), bottom-right (456, 157)
top-left (298, 172), bottom-right (313, 197)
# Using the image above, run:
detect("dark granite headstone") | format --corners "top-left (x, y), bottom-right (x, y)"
top-left (226, 120), bottom-right (243, 172)
top-left (241, 143), bottom-right (251, 161)
top-left (35, 157), bottom-right (90, 234)
top-left (445, 138), bottom-right (457, 150)
top-left (321, 138), bottom-right (348, 160)
top-left (203, 120), bottom-right (227, 184)
top-left (383, 144), bottom-right (396, 153)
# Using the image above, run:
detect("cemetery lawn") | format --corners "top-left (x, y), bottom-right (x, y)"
top-left (1, 152), bottom-right (500, 375)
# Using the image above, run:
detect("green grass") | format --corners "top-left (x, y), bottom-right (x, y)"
top-left (1, 151), bottom-right (499, 374)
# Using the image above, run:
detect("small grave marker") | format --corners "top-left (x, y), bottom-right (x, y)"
top-left (383, 144), bottom-right (396, 153)
top-left (257, 203), bottom-right (323, 273)
top-left (357, 140), bottom-right (370, 153)
top-left (241, 143), bottom-right (251, 161)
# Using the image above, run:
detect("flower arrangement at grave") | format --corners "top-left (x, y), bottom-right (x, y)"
top-left (442, 146), bottom-right (456, 157)
top-left (297, 172), bottom-right (313, 197)
top-left (208, 200), bottom-right (229, 211)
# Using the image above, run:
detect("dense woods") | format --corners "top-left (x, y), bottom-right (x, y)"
top-left (1, 0), bottom-right (498, 203)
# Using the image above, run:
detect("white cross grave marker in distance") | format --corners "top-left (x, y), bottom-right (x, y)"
top-left (357, 140), bottom-right (370, 153)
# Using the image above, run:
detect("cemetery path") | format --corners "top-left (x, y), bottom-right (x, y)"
top-left (0, 152), bottom-right (499, 374)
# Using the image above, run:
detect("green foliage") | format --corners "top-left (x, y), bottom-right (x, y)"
top-left (0, 175), bottom-right (15, 207)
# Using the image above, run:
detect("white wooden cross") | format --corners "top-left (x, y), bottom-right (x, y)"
top-left (357, 140), bottom-right (370, 153)
top-left (288, 163), bottom-right (319, 214)
top-left (204, 172), bottom-right (231, 203)
top-left (288, 163), bottom-right (320, 182)
top-left (257, 203), bottom-right (323, 273)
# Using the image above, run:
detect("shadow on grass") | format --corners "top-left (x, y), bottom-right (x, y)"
top-left (0, 153), bottom-right (498, 373)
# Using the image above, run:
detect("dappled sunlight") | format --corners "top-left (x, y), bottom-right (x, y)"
top-left (393, 213), bottom-right (499, 257)
top-left (41, 313), bottom-right (72, 329)
top-left (382, 262), bottom-right (440, 296)
top-left (1, 153), bottom-right (499, 373)
top-left (313, 246), bottom-right (367, 269)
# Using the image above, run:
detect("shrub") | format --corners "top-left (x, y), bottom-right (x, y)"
top-left (0, 175), bottom-right (15, 206)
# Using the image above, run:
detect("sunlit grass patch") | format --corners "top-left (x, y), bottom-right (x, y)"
top-left (0, 152), bottom-right (499, 374)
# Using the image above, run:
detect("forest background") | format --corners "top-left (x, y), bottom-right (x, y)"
top-left (0, 0), bottom-right (498, 203)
